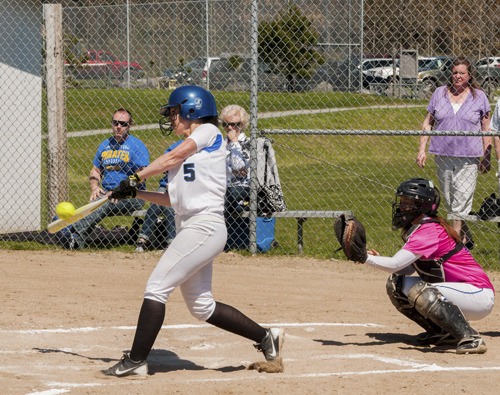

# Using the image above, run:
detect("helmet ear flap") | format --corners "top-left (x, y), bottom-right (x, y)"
top-left (428, 187), bottom-right (441, 216)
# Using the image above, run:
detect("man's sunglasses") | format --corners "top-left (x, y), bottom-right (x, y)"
top-left (222, 122), bottom-right (241, 128)
top-left (112, 120), bottom-right (131, 127)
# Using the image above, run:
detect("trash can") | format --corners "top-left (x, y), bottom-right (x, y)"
top-left (225, 216), bottom-right (276, 252)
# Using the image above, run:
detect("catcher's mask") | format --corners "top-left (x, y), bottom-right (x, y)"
top-left (392, 178), bottom-right (440, 230)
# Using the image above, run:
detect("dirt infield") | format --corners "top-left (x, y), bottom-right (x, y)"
top-left (1, 249), bottom-right (499, 394)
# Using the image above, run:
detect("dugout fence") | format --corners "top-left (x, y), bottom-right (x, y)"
top-left (1, 0), bottom-right (499, 268)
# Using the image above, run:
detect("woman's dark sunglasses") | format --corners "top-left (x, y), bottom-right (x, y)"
top-left (222, 122), bottom-right (241, 128)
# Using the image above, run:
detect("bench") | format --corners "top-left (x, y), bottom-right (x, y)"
top-left (132, 209), bottom-right (353, 254)
top-left (447, 213), bottom-right (500, 225)
top-left (236, 210), bottom-right (353, 254)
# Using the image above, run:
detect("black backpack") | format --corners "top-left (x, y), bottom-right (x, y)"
top-left (478, 193), bottom-right (500, 220)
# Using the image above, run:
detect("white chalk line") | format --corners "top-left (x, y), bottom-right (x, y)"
top-left (21, 351), bottom-right (500, 394)
top-left (184, 365), bottom-right (500, 384)
top-left (0, 321), bottom-right (383, 335)
top-left (26, 382), bottom-right (104, 395)
top-left (26, 362), bottom-right (500, 394)
top-left (4, 321), bottom-right (500, 393)
top-left (170, 351), bottom-right (500, 383)
top-left (26, 390), bottom-right (71, 395)
top-left (22, 362), bottom-right (500, 395)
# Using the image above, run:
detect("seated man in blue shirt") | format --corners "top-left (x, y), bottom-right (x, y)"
top-left (67, 108), bottom-right (150, 249)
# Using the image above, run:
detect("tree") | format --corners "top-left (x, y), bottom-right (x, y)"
top-left (258, 5), bottom-right (324, 92)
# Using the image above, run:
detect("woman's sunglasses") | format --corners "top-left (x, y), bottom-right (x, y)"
top-left (222, 122), bottom-right (241, 128)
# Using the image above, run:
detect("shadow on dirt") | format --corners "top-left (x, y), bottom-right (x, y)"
top-left (313, 332), bottom-right (463, 354)
top-left (33, 347), bottom-right (116, 363)
top-left (314, 331), bottom-right (415, 347)
top-left (33, 347), bottom-right (247, 375)
top-left (147, 349), bottom-right (247, 374)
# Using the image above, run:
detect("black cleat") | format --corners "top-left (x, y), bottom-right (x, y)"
top-left (102, 353), bottom-right (148, 377)
top-left (254, 328), bottom-right (284, 362)
top-left (456, 336), bottom-right (487, 355)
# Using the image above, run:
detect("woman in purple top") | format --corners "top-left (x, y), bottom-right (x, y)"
top-left (416, 57), bottom-right (492, 249)
top-left (365, 178), bottom-right (494, 355)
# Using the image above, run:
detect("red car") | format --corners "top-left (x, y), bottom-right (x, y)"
top-left (69, 50), bottom-right (144, 80)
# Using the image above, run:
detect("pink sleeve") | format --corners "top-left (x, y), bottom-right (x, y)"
top-left (402, 224), bottom-right (440, 259)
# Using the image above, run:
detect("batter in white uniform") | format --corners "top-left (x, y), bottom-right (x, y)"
top-left (103, 86), bottom-right (284, 377)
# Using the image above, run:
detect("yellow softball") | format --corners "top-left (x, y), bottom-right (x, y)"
top-left (56, 201), bottom-right (76, 220)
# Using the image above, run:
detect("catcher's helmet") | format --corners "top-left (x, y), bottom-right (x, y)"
top-left (392, 178), bottom-right (440, 230)
top-left (159, 85), bottom-right (218, 120)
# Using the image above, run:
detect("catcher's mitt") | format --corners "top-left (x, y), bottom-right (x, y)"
top-left (334, 214), bottom-right (367, 263)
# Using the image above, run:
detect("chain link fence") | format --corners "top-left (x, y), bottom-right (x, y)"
top-left (1, 0), bottom-right (499, 267)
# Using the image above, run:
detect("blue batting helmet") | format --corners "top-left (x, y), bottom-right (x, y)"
top-left (160, 85), bottom-right (218, 120)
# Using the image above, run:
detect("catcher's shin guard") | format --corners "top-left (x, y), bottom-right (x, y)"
top-left (386, 274), bottom-right (442, 334)
top-left (407, 281), bottom-right (479, 341)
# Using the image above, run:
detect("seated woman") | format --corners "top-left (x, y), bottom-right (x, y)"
top-left (221, 104), bottom-right (251, 214)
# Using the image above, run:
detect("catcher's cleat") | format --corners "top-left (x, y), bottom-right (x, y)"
top-left (456, 336), bottom-right (487, 355)
top-left (254, 328), bottom-right (284, 361)
top-left (102, 353), bottom-right (148, 377)
top-left (416, 331), bottom-right (458, 346)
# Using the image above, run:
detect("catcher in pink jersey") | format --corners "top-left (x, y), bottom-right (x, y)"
top-left (365, 178), bottom-right (494, 354)
top-left (103, 86), bottom-right (284, 377)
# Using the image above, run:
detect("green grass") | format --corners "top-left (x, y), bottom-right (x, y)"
top-left (259, 107), bottom-right (427, 130)
top-left (56, 89), bottom-right (418, 133)
top-left (7, 88), bottom-right (498, 270)
top-left (267, 131), bottom-right (499, 267)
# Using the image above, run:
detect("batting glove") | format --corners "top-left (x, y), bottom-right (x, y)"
top-left (110, 173), bottom-right (141, 199)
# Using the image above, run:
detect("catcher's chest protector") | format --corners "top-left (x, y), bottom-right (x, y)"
top-left (403, 218), bottom-right (464, 283)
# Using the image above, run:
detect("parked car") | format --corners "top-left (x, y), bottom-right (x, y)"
top-left (67, 50), bottom-right (144, 80)
top-left (414, 56), bottom-right (454, 92)
top-left (164, 57), bottom-right (221, 86)
top-left (210, 56), bottom-right (289, 92)
top-left (162, 67), bottom-right (189, 84)
top-left (475, 58), bottom-right (500, 97)
top-left (360, 58), bottom-right (398, 90)
top-left (366, 56), bottom-right (452, 90)
top-left (367, 55), bottom-right (500, 95)
top-left (476, 57), bottom-right (500, 70)
top-left (358, 58), bottom-right (394, 76)
top-left (414, 56), bottom-right (499, 95)
top-left (207, 56), bottom-right (394, 93)
top-left (282, 57), bottom-right (389, 93)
